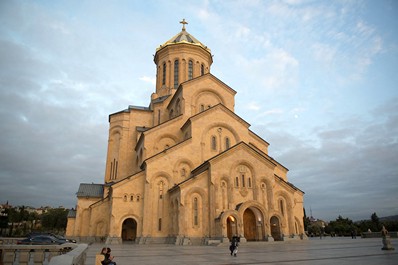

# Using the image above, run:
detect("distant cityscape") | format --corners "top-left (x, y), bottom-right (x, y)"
top-left (0, 201), bottom-right (70, 237)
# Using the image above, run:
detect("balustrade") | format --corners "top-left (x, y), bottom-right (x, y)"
top-left (0, 241), bottom-right (81, 265)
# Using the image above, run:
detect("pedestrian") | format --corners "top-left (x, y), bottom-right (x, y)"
top-left (229, 235), bottom-right (239, 257)
top-left (100, 247), bottom-right (117, 265)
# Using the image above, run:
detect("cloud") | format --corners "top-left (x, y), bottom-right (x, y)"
top-left (257, 99), bottom-right (398, 221)
top-left (139, 76), bottom-right (156, 85)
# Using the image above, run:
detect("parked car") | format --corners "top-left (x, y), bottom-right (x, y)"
top-left (26, 232), bottom-right (77, 243)
top-left (17, 235), bottom-right (66, 245)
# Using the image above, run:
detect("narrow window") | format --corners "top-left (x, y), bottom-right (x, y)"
top-left (248, 177), bottom-right (252, 188)
top-left (211, 135), bottom-right (217, 150)
top-left (158, 109), bottom-right (161, 125)
top-left (162, 62), bottom-right (166, 85)
top-left (201, 64), bottom-right (204, 76)
top-left (241, 174), bottom-right (245, 188)
top-left (193, 197), bottom-right (198, 226)
top-left (159, 182), bottom-right (164, 199)
top-left (280, 200), bottom-right (284, 216)
top-left (200, 104), bottom-right (205, 111)
top-left (110, 162), bottom-right (113, 179)
top-left (188, 60), bottom-right (193, 80)
top-left (174, 60), bottom-right (179, 88)
top-left (123, 195), bottom-right (127, 202)
top-left (130, 195), bottom-right (134, 201)
top-left (235, 176), bottom-right (239, 187)
top-left (136, 195), bottom-right (140, 202)
top-left (158, 218), bottom-right (162, 231)
top-left (114, 161), bottom-right (118, 179)
top-left (225, 137), bottom-right (230, 149)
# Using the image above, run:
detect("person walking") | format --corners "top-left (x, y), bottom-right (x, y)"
top-left (229, 235), bottom-right (239, 257)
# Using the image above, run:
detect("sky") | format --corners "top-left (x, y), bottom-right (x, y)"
top-left (0, 0), bottom-right (397, 222)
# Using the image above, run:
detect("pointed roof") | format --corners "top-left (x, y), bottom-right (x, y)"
top-left (156, 19), bottom-right (211, 54)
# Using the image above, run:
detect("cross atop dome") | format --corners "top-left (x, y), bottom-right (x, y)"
top-left (180, 18), bottom-right (188, 31)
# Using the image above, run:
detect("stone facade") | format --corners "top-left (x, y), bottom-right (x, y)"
top-left (66, 22), bottom-right (306, 245)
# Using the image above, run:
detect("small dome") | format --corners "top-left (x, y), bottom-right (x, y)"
top-left (156, 19), bottom-right (211, 54)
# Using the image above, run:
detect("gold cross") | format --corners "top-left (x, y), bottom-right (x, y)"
top-left (180, 18), bottom-right (188, 30)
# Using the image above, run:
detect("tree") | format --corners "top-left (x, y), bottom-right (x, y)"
top-left (328, 215), bottom-right (356, 236)
top-left (303, 208), bottom-right (310, 231)
top-left (41, 208), bottom-right (69, 233)
top-left (371, 212), bottom-right (381, 231)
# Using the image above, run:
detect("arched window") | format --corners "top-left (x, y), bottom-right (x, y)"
top-left (211, 135), bottom-right (217, 150)
top-left (188, 60), bottom-right (193, 80)
top-left (201, 64), bottom-right (205, 76)
top-left (159, 181), bottom-right (164, 199)
top-left (235, 176), bottom-right (239, 187)
top-left (162, 62), bottom-right (166, 85)
top-left (158, 182), bottom-right (164, 231)
top-left (174, 60), bottom-right (179, 88)
top-left (200, 104), bottom-right (205, 112)
top-left (280, 199), bottom-right (284, 216)
top-left (241, 174), bottom-right (245, 188)
top-left (248, 177), bottom-right (252, 188)
top-left (193, 197), bottom-right (198, 226)
top-left (225, 137), bottom-right (230, 149)
top-left (123, 195), bottom-right (127, 202)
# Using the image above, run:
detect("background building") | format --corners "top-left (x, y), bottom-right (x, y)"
top-left (66, 21), bottom-right (305, 245)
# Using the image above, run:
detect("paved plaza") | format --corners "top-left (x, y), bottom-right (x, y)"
top-left (85, 237), bottom-right (397, 265)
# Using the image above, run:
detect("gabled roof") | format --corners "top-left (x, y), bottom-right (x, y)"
top-left (76, 183), bottom-right (104, 198)
top-left (182, 103), bottom-right (250, 130)
top-left (275, 175), bottom-right (305, 194)
top-left (169, 142), bottom-right (279, 192)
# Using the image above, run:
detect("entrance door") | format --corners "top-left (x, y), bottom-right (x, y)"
top-left (226, 216), bottom-right (237, 240)
top-left (243, 209), bottom-right (257, 241)
top-left (270, 216), bottom-right (281, 241)
top-left (121, 218), bottom-right (137, 242)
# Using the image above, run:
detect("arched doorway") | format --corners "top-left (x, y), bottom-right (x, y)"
top-left (243, 209), bottom-right (257, 241)
top-left (270, 216), bottom-right (282, 241)
top-left (121, 218), bottom-right (137, 242)
top-left (226, 215), bottom-right (237, 240)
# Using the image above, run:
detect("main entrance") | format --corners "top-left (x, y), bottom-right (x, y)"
top-left (243, 208), bottom-right (257, 241)
top-left (121, 218), bottom-right (137, 242)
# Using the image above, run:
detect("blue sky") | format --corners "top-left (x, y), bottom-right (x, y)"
top-left (0, 0), bottom-right (397, 222)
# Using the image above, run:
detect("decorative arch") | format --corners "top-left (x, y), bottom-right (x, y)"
top-left (219, 210), bottom-right (240, 240)
top-left (94, 220), bottom-right (106, 237)
top-left (173, 158), bottom-right (194, 179)
top-left (154, 133), bottom-right (178, 152)
top-left (120, 215), bottom-right (140, 242)
top-left (237, 201), bottom-right (268, 241)
top-left (192, 89), bottom-right (225, 113)
top-left (200, 123), bottom-right (241, 157)
top-left (294, 216), bottom-right (303, 235)
top-left (149, 171), bottom-right (173, 188)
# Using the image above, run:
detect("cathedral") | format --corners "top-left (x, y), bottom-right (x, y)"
top-left (66, 20), bottom-right (306, 245)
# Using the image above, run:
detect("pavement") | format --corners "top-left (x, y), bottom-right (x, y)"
top-left (84, 237), bottom-right (398, 265)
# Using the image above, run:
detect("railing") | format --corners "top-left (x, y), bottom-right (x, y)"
top-left (362, 231), bottom-right (398, 238)
top-left (0, 240), bottom-right (87, 265)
